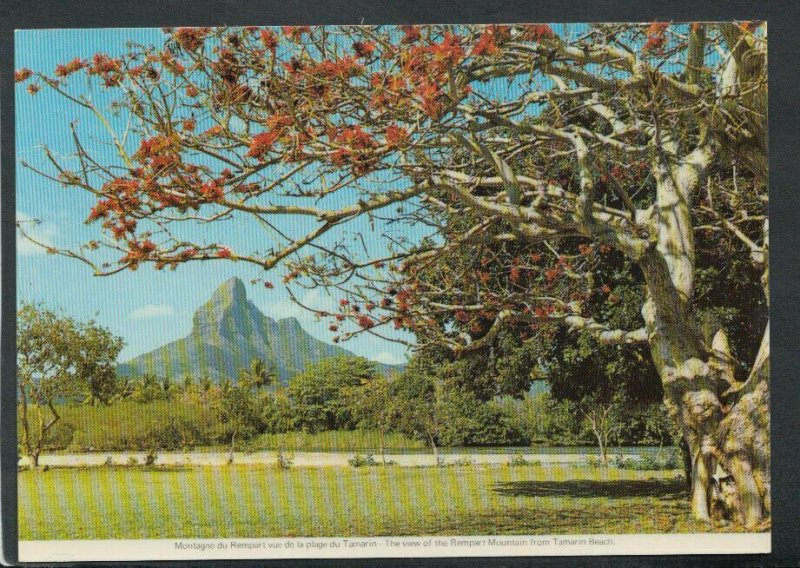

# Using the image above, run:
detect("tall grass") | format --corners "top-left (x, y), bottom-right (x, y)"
top-left (252, 430), bottom-right (425, 452)
top-left (18, 401), bottom-right (423, 452)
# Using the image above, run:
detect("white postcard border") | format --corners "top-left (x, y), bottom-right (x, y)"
top-left (19, 533), bottom-right (771, 562)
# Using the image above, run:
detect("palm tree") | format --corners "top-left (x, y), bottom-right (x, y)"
top-left (239, 358), bottom-right (276, 390)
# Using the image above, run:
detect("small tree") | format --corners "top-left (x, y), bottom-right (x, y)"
top-left (344, 375), bottom-right (393, 464)
top-left (17, 302), bottom-right (124, 467)
top-left (288, 357), bottom-right (377, 432)
top-left (215, 366), bottom-right (274, 463)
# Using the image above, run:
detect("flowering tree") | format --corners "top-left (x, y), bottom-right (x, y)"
top-left (17, 22), bottom-right (768, 526)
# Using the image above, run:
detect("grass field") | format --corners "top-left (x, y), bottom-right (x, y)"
top-left (19, 464), bottom-right (732, 540)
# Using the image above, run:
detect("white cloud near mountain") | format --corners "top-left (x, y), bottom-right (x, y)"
top-left (369, 351), bottom-right (407, 366)
top-left (130, 304), bottom-right (175, 319)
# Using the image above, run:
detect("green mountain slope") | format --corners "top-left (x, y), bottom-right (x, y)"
top-left (118, 277), bottom-right (398, 382)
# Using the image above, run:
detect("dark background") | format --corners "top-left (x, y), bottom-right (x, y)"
top-left (1, 1), bottom-right (796, 566)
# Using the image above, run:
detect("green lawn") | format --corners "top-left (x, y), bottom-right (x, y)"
top-left (19, 464), bottom-right (731, 540)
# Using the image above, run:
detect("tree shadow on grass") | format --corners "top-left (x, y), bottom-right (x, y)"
top-left (493, 478), bottom-right (687, 500)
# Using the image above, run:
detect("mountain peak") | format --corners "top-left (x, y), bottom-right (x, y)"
top-left (211, 277), bottom-right (247, 304)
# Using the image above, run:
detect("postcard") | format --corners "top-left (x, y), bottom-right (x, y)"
top-left (13, 22), bottom-right (770, 562)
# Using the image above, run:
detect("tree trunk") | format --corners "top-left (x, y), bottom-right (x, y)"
top-left (429, 434), bottom-right (440, 466)
top-left (380, 429), bottom-right (386, 466)
top-left (636, 146), bottom-right (769, 528)
top-left (228, 429), bottom-right (237, 464)
top-left (640, 248), bottom-right (769, 528)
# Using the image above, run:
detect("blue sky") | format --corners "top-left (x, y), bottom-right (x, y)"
top-left (14, 27), bottom-right (423, 365)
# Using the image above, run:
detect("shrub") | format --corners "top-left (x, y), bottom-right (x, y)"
top-left (275, 449), bottom-right (293, 470)
top-left (615, 449), bottom-right (681, 471)
top-left (104, 456), bottom-right (114, 466)
top-left (449, 456), bottom-right (475, 467)
top-left (507, 452), bottom-right (541, 467)
top-left (348, 453), bottom-right (379, 467)
top-left (144, 449), bottom-right (158, 466)
top-left (127, 456), bottom-right (139, 466)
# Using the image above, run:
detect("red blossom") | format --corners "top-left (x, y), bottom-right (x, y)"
top-left (353, 41), bottom-right (376, 58)
top-left (400, 25), bottom-right (421, 44)
top-left (339, 298), bottom-right (350, 306)
top-left (185, 85), bottom-right (199, 97)
top-left (173, 27), bottom-right (210, 51)
top-left (643, 22), bottom-right (670, 53)
top-left (54, 57), bottom-right (87, 78)
top-left (260, 29), bottom-right (279, 52)
top-left (15, 68), bottom-right (33, 82)
top-left (384, 125), bottom-right (410, 148)
top-left (26, 84), bottom-right (41, 95)
top-left (217, 247), bottom-right (232, 258)
top-left (455, 310), bottom-right (470, 323)
top-left (264, 281), bottom-right (274, 289)
top-left (521, 24), bottom-right (555, 42)
top-left (182, 118), bottom-right (196, 131)
top-left (357, 315), bottom-right (376, 329)
top-left (471, 30), bottom-right (499, 56)
top-left (246, 130), bottom-right (280, 158)
top-left (329, 324), bottom-right (339, 332)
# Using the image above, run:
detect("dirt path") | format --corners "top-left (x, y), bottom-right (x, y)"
top-left (18, 450), bottom-right (643, 468)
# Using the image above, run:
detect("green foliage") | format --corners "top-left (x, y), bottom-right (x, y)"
top-left (17, 302), bottom-right (124, 464)
top-left (615, 449), bottom-right (681, 471)
top-left (288, 356), bottom-right (377, 432)
top-left (507, 453), bottom-right (541, 467)
top-left (348, 454), bottom-right (379, 467)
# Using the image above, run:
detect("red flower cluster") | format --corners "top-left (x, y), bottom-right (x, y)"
top-left (471, 25), bottom-right (510, 57)
top-left (217, 247), bottom-right (232, 258)
top-left (643, 22), bottom-right (670, 53)
top-left (400, 25), bottom-right (421, 44)
top-left (88, 53), bottom-right (124, 86)
top-left (384, 125), bottom-right (410, 148)
top-left (55, 57), bottom-right (87, 78)
top-left (173, 28), bottom-right (210, 51)
top-left (352, 41), bottom-right (376, 58)
top-left (357, 315), bottom-right (376, 329)
top-left (328, 125), bottom-right (377, 174)
top-left (309, 56), bottom-right (365, 80)
top-left (15, 68), bottom-right (33, 82)
top-left (260, 29), bottom-right (279, 53)
top-left (521, 24), bottom-right (555, 42)
top-left (246, 130), bottom-right (280, 158)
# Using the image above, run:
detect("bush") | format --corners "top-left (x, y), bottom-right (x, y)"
top-left (348, 453), bottom-right (379, 467)
top-left (615, 449), bottom-right (681, 471)
top-left (104, 456), bottom-right (114, 466)
top-left (144, 449), bottom-right (158, 466)
top-left (275, 449), bottom-right (293, 470)
top-left (127, 456), bottom-right (139, 466)
top-left (507, 452), bottom-right (541, 467)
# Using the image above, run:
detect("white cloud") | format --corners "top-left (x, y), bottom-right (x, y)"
top-left (369, 351), bottom-right (407, 366)
top-left (16, 212), bottom-right (57, 256)
top-left (130, 304), bottom-right (175, 320)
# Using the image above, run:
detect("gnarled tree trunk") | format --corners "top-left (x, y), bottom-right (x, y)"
top-left (638, 145), bottom-right (769, 529)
